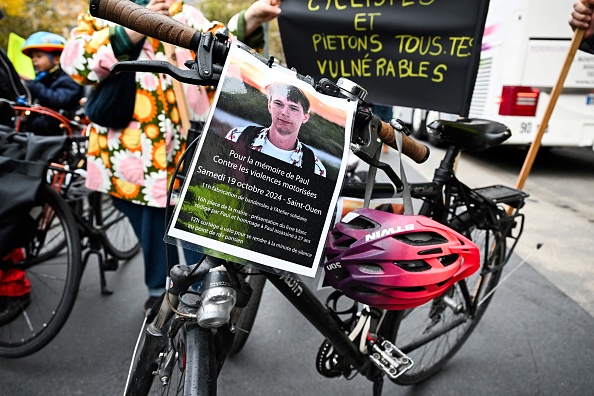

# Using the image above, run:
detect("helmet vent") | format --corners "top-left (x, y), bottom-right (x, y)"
top-left (393, 232), bottom-right (447, 246)
top-left (352, 285), bottom-right (379, 296)
top-left (331, 231), bottom-right (357, 249)
top-left (392, 286), bottom-right (425, 293)
top-left (343, 216), bottom-right (378, 230)
top-left (395, 260), bottom-right (431, 272)
top-left (357, 263), bottom-right (384, 274)
top-left (438, 254), bottom-right (459, 267)
top-left (418, 247), bottom-right (444, 255)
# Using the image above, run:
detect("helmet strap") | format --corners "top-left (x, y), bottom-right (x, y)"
top-left (392, 123), bottom-right (414, 215)
top-left (44, 52), bottom-right (56, 69)
top-left (363, 145), bottom-right (380, 209)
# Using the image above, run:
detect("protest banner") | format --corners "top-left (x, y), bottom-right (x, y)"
top-left (277, 0), bottom-right (490, 116)
top-left (168, 44), bottom-right (356, 277)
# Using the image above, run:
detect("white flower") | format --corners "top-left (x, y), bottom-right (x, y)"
top-left (141, 136), bottom-right (155, 170)
top-left (111, 149), bottom-right (145, 186)
top-left (61, 39), bottom-right (87, 75)
top-left (107, 128), bottom-right (122, 150)
top-left (142, 170), bottom-right (169, 207)
top-left (85, 156), bottom-right (111, 192)
top-left (139, 73), bottom-right (160, 92)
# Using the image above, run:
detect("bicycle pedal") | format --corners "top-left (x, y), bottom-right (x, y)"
top-left (369, 340), bottom-right (414, 379)
top-left (102, 257), bottom-right (119, 271)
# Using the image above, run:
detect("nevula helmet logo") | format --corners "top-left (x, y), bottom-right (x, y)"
top-left (365, 224), bottom-right (415, 242)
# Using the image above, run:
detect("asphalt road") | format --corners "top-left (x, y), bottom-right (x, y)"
top-left (1, 144), bottom-right (593, 396)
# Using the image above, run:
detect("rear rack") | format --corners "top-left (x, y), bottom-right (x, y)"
top-left (473, 185), bottom-right (529, 209)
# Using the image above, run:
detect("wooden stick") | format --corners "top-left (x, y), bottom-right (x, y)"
top-left (514, 28), bottom-right (586, 191)
top-left (163, 43), bottom-right (191, 135)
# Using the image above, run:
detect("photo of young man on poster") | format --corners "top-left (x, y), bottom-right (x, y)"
top-left (168, 44), bottom-right (356, 277)
top-left (225, 82), bottom-right (327, 177)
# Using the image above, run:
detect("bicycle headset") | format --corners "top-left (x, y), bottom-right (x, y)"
top-left (324, 208), bottom-right (481, 310)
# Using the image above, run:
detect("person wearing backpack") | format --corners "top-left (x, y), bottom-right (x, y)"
top-left (61, 0), bottom-right (282, 314)
top-left (226, 82), bottom-right (326, 177)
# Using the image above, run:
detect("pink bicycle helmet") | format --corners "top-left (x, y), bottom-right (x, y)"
top-left (324, 208), bottom-right (480, 310)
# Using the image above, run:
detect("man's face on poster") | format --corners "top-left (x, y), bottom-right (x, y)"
top-left (268, 92), bottom-right (310, 138)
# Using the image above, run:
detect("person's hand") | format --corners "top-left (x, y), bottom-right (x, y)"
top-left (244, 0), bottom-right (282, 37)
top-left (146, 0), bottom-right (172, 16)
top-left (34, 71), bottom-right (48, 81)
top-left (125, 0), bottom-right (172, 43)
top-left (570, 0), bottom-right (594, 39)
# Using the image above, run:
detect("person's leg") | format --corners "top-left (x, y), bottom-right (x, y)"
top-left (112, 198), bottom-right (180, 299)
top-left (140, 205), bottom-right (180, 297)
top-left (182, 248), bottom-right (204, 266)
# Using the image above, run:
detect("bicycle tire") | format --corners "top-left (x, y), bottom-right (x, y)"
top-left (125, 320), bottom-right (216, 396)
top-left (0, 184), bottom-right (82, 358)
top-left (184, 324), bottom-right (217, 396)
top-left (228, 267), bottom-right (266, 357)
top-left (382, 211), bottom-right (506, 384)
top-left (93, 193), bottom-right (140, 260)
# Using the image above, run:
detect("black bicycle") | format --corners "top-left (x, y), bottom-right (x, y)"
top-left (91, 1), bottom-right (528, 395)
top-left (0, 130), bottom-right (82, 359)
top-left (0, 100), bottom-right (140, 358)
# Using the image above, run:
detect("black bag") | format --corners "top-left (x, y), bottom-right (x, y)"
top-left (84, 40), bottom-right (144, 129)
top-left (0, 132), bottom-right (68, 257)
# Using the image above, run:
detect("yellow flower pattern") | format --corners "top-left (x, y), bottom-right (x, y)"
top-left (152, 140), bottom-right (168, 170)
top-left (121, 128), bottom-right (142, 152)
top-left (61, 1), bottom-right (252, 207)
top-left (113, 178), bottom-right (141, 199)
top-left (134, 90), bottom-right (157, 124)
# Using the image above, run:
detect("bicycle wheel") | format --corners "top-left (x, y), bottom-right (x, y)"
top-left (126, 320), bottom-right (216, 396)
top-left (0, 184), bottom-right (82, 358)
top-left (93, 193), bottom-right (140, 260)
top-left (228, 266), bottom-right (266, 357)
top-left (383, 212), bottom-right (506, 384)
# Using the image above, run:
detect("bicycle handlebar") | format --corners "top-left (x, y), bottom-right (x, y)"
top-left (379, 121), bottom-right (429, 164)
top-left (90, 0), bottom-right (430, 164)
top-left (90, 0), bottom-right (201, 50)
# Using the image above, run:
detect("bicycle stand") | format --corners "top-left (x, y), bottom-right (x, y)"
top-left (82, 232), bottom-right (118, 295)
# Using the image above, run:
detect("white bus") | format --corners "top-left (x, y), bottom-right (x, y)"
top-left (396, 0), bottom-right (594, 149)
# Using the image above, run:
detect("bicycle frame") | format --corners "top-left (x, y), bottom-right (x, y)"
top-left (84, 2), bottom-right (532, 393)
top-left (262, 271), bottom-right (376, 380)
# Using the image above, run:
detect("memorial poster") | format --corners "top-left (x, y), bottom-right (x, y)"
top-left (168, 44), bottom-right (357, 277)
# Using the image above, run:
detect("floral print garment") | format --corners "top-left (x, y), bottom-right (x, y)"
top-left (61, 2), bottom-right (236, 207)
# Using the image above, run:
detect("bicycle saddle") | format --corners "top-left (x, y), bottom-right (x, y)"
top-left (427, 118), bottom-right (511, 151)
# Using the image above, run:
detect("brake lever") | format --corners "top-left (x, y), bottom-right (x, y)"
top-left (110, 30), bottom-right (230, 86)
top-left (353, 149), bottom-right (404, 192)
top-left (346, 112), bottom-right (403, 192)
top-left (110, 60), bottom-right (217, 85)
